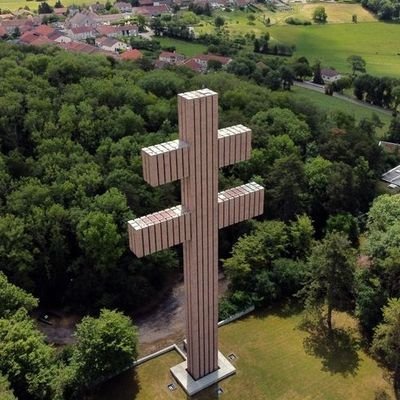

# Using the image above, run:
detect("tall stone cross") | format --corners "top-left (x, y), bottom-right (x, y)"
top-left (128, 89), bottom-right (264, 391)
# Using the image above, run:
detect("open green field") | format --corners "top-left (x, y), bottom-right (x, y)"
top-left (91, 307), bottom-right (394, 400)
top-left (157, 37), bottom-right (207, 57)
top-left (269, 22), bottom-right (400, 77)
top-left (192, 4), bottom-right (400, 78)
top-left (291, 86), bottom-right (391, 137)
top-left (194, 3), bottom-right (376, 35)
top-left (267, 2), bottom-right (377, 24)
top-left (0, 0), bottom-right (87, 11)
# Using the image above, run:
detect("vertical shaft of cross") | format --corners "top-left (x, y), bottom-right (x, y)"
top-left (178, 89), bottom-right (219, 380)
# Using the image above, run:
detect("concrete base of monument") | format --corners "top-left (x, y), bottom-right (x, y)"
top-left (170, 351), bottom-right (236, 396)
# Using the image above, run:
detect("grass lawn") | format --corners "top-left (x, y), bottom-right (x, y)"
top-left (268, 22), bottom-right (400, 77)
top-left (91, 307), bottom-right (394, 400)
top-left (290, 86), bottom-right (391, 138)
top-left (193, 4), bottom-right (400, 78)
top-left (156, 37), bottom-right (207, 57)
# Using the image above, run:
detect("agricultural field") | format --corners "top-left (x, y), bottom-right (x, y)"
top-left (191, 3), bottom-right (400, 77)
top-left (193, 3), bottom-right (376, 35)
top-left (0, 0), bottom-right (86, 11)
top-left (269, 22), bottom-right (400, 77)
top-left (291, 86), bottom-right (392, 137)
top-left (91, 307), bottom-right (395, 400)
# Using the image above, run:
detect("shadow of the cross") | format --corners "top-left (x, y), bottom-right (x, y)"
top-left (303, 326), bottom-right (360, 377)
top-left (189, 383), bottom-right (220, 400)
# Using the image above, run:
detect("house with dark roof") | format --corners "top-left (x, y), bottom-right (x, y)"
top-left (0, 18), bottom-right (34, 35)
top-left (68, 26), bottom-right (97, 40)
top-left (114, 1), bottom-right (133, 12)
top-left (159, 50), bottom-right (185, 65)
top-left (321, 68), bottom-right (342, 83)
top-left (66, 11), bottom-right (98, 28)
top-left (95, 36), bottom-right (129, 52)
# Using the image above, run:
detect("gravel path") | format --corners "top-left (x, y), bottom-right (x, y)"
top-left (37, 273), bottom-right (228, 356)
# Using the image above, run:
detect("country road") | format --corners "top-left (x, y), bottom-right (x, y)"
top-left (293, 81), bottom-right (393, 116)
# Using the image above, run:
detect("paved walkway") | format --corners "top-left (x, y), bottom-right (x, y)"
top-left (294, 81), bottom-right (393, 116)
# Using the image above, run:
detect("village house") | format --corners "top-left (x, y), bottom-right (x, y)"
top-left (66, 11), bottom-right (98, 28)
top-left (49, 30), bottom-right (72, 43)
top-left (321, 68), bottom-right (342, 83)
top-left (95, 36), bottom-right (129, 52)
top-left (121, 48), bottom-right (143, 61)
top-left (53, 7), bottom-right (68, 16)
top-left (96, 24), bottom-right (138, 37)
top-left (159, 50), bottom-right (185, 65)
top-left (114, 1), bottom-right (133, 13)
top-left (58, 40), bottom-right (118, 58)
top-left (182, 53), bottom-right (232, 73)
top-left (68, 26), bottom-right (97, 40)
top-left (133, 4), bottom-right (170, 16)
top-left (0, 18), bottom-right (35, 35)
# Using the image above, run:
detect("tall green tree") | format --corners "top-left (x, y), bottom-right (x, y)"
top-left (0, 309), bottom-right (54, 399)
top-left (70, 309), bottom-right (138, 389)
top-left (0, 272), bottom-right (38, 318)
top-left (372, 298), bottom-right (400, 396)
top-left (313, 6), bottom-right (327, 23)
top-left (303, 232), bottom-right (355, 332)
top-left (0, 375), bottom-right (16, 400)
top-left (347, 55), bottom-right (367, 76)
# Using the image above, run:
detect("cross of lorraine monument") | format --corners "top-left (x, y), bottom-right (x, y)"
top-left (128, 89), bottom-right (264, 395)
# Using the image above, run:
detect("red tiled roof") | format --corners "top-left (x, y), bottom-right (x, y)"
top-left (71, 26), bottom-right (95, 34)
top-left (31, 35), bottom-right (54, 45)
top-left (121, 48), bottom-right (143, 60)
top-left (34, 24), bottom-right (54, 37)
top-left (134, 4), bottom-right (169, 15)
top-left (181, 58), bottom-right (203, 73)
top-left (96, 25), bottom-right (118, 35)
top-left (20, 31), bottom-right (39, 44)
top-left (54, 7), bottom-right (68, 14)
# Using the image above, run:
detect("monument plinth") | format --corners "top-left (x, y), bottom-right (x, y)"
top-left (128, 89), bottom-right (264, 394)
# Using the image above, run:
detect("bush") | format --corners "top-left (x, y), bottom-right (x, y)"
top-left (285, 17), bottom-right (312, 25)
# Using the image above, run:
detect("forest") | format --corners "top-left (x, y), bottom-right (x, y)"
top-left (0, 41), bottom-right (399, 399)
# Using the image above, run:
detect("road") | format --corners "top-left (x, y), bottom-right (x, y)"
top-left (293, 81), bottom-right (393, 116)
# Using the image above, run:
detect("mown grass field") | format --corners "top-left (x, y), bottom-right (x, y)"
top-left (156, 37), bottom-right (207, 57)
top-left (291, 86), bottom-right (392, 137)
top-left (92, 307), bottom-right (394, 400)
top-left (269, 22), bottom-right (400, 77)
